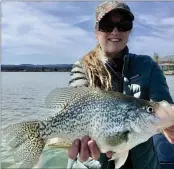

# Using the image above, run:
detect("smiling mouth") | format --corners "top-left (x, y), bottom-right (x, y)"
top-left (108, 38), bottom-right (121, 42)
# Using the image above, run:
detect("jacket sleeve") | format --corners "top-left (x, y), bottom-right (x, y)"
top-left (67, 157), bottom-right (101, 169)
top-left (148, 61), bottom-right (174, 104)
top-left (67, 60), bottom-right (101, 169)
top-left (69, 60), bottom-right (89, 87)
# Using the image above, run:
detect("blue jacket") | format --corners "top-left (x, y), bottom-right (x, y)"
top-left (68, 46), bottom-right (174, 169)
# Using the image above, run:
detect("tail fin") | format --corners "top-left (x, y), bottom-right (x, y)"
top-left (3, 120), bottom-right (46, 168)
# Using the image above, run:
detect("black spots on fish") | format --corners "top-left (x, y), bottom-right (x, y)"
top-left (41, 124), bottom-right (54, 137)
top-left (28, 131), bottom-right (40, 140)
top-left (43, 130), bottom-right (53, 137)
top-left (51, 120), bottom-right (58, 128)
top-left (35, 138), bottom-right (45, 149)
top-left (4, 121), bottom-right (45, 168)
top-left (105, 131), bottom-right (130, 146)
top-left (48, 115), bottom-right (61, 128)
top-left (40, 120), bottom-right (48, 131)
top-left (39, 121), bottom-right (54, 137)
top-left (15, 136), bottom-right (45, 168)
top-left (18, 122), bottom-right (40, 138)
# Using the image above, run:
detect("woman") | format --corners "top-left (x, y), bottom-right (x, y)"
top-left (67, 0), bottom-right (174, 169)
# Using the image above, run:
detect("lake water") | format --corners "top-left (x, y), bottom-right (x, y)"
top-left (1, 72), bottom-right (174, 169)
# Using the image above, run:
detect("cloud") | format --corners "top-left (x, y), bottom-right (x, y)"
top-left (161, 17), bottom-right (174, 26)
top-left (126, 1), bottom-right (174, 57)
top-left (2, 1), bottom-right (174, 64)
top-left (2, 2), bottom-right (97, 64)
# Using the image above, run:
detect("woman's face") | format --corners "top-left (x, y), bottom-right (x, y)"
top-left (95, 11), bottom-right (131, 57)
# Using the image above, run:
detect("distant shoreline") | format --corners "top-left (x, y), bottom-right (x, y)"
top-left (1, 64), bottom-right (73, 72)
top-left (1, 61), bottom-right (174, 73)
top-left (1, 70), bottom-right (72, 72)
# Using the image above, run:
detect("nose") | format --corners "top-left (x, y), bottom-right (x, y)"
top-left (111, 27), bottom-right (119, 35)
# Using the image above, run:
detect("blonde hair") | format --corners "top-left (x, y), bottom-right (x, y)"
top-left (82, 44), bottom-right (112, 91)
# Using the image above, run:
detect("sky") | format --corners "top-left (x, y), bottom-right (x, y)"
top-left (2, 0), bottom-right (174, 64)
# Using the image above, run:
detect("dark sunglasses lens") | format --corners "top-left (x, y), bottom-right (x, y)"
top-left (99, 21), bottom-right (132, 32)
top-left (118, 22), bottom-right (132, 32)
top-left (99, 23), bottom-right (115, 32)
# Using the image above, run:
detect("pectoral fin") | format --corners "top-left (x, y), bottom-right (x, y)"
top-left (108, 151), bottom-right (129, 169)
top-left (46, 137), bottom-right (72, 149)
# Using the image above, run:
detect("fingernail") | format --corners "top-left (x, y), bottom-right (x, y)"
top-left (88, 140), bottom-right (95, 148)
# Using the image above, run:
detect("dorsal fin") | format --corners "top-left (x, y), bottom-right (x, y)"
top-left (45, 86), bottom-right (91, 110)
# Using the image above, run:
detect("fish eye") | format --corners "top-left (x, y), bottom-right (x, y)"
top-left (146, 106), bottom-right (154, 113)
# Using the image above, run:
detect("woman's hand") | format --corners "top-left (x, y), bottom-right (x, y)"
top-left (68, 136), bottom-right (113, 161)
top-left (163, 125), bottom-right (174, 144)
top-left (157, 102), bottom-right (174, 144)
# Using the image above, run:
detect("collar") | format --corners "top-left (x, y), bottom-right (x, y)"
top-left (122, 46), bottom-right (129, 76)
top-left (97, 45), bottom-right (130, 76)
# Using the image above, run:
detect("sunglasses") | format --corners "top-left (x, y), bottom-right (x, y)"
top-left (98, 21), bottom-right (133, 32)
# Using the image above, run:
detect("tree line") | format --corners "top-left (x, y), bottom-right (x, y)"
top-left (1, 64), bottom-right (73, 72)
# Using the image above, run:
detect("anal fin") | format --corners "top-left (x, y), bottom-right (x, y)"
top-left (109, 151), bottom-right (129, 169)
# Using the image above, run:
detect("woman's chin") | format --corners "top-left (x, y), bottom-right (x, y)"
top-left (106, 49), bottom-right (122, 55)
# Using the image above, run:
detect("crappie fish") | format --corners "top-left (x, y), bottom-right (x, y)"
top-left (3, 86), bottom-right (174, 169)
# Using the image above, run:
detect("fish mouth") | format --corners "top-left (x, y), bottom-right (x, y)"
top-left (152, 101), bottom-right (174, 130)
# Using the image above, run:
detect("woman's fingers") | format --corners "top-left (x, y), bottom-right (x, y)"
top-left (106, 151), bottom-right (113, 158)
top-left (79, 136), bottom-right (91, 162)
top-left (163, 126), bottom-right (174, 144)
top-left (68, 139), bottom-right (80, 160)
top-left (68, 136), bottom-right (113, 162)
top-left (88, 140), bottom-right (101, 160)
top-left (68, 136), bottom-right (91, 162)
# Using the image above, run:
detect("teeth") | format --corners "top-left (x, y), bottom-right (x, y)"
top-left (109, 39), bottom-right (120, 42)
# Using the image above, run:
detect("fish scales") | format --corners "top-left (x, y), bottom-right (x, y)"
top-left (3, 86), bottom-right (174, 169)
top-left (39, 88), bottom-right (145, 145)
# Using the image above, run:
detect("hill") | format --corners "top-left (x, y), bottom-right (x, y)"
top-left (1, 64), bottom-right (73, 72)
